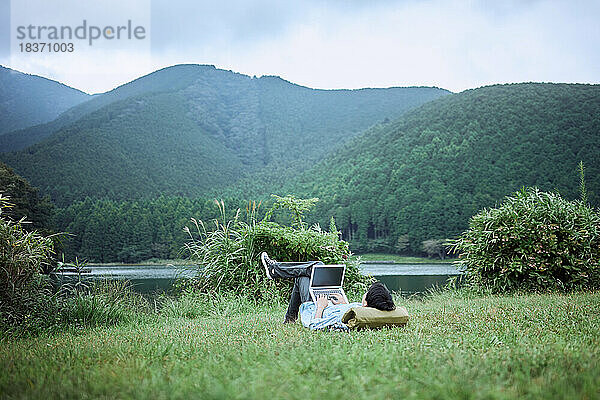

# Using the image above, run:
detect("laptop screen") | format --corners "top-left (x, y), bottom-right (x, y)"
top-left (312, 266), bottom-right (344, 287)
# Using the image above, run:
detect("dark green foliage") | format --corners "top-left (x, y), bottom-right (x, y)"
top-left (0, 65), bottom-right (89, 136)
top-left (1, 64), bottom-right (449, 205)
top-left (0, 195), bottom-right (57, 334)
top-left (0, 161), bottom-right (54, 231)
top-left (55, 196), bottom-right (252, 263)
top-left (290, 83), bottom-right (600, 253)
top-left (452, 188), bottom-right (600, 292)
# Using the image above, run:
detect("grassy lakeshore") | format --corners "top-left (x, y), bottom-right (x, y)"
top-left (1, 290), bottom-right (599, 399)
top-left (87, 255), bottom-right (455, 266)
top-left (88, 259), bottom-right (193, 266)
top-left (355, 253), bottom-right (457, 263)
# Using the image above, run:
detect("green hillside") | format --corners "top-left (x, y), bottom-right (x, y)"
top-left (1, 64), bottom-right (449, 205)
top-left (0, 64), bottom-right (216, 152)
top-left (0, 66), bottom-right (89, 136)
top-left (289, 83), bottom-right (600, 253)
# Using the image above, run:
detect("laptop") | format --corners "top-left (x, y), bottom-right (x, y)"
top-left (309, 264), bottom-right (349, 304)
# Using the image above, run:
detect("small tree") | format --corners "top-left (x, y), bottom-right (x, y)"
top-left (422, 238), bottom-right (448, 259)
top-left (263, 194), bottom-right (319, 229)
top-left (395, 234), bottom-right (409, 253)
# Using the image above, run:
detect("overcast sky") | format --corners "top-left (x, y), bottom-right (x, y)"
top-left (2, 0), bottom-right (599, 94)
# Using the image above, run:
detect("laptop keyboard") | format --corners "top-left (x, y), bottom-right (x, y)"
top-left (313, 289), bottom-right (343, 299)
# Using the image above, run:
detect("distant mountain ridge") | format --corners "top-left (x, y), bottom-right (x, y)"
top-left (0, 64), bottom-right (222, 152)
top-left (0, 64), bottom-right (450, 205)
top-left (0, 65), bottom-right (90, 136)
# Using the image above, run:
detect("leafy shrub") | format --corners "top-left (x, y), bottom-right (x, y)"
top-left (0, 196), bottom-right (59, 334)
top-left (185, 198), bottom-right (372, 300)
top-left (452, 188), bottom-right (600, 292)
top-left (253, 222), bottom-right (369, 294)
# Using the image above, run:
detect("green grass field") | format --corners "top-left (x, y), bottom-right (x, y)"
top-left (1, 290), bottom-right (599, 399)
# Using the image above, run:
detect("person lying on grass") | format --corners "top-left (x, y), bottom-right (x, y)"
top-left (261, 252), bottom-right (395, 331)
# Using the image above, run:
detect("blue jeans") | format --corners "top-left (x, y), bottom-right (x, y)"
top-left (270, 260), bottom-right (324, 322)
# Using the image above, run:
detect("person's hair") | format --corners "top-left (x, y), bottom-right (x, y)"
top-left (365, 282), bottom-right (395, 311)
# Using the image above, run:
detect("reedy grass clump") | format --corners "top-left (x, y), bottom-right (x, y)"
top-left (184, 200), bottom-right (275, 298)
top-left (58, 279), bottom-right (150, 328)
top-left (0, 195), bottom-right (58, 334)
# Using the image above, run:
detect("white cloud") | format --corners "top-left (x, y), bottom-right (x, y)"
top-left (4, 0), bottom-right (599, 93)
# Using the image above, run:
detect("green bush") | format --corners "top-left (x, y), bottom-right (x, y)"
top-left (452, 188), bottom-right (600, 292)
top-left (253, 222), bottom-right (369, 294)
top-left (0, 196), bottom-right (59, 334)
top-left (184, 198), bottom-right (372, 300)
top-left (0, 196), bottom-right (153, 335)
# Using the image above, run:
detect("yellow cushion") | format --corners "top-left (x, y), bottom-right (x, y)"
top-left (341, 306), bottom-right (409, 329)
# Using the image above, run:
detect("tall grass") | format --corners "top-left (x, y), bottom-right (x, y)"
top-left (184, 200), bottom-right (274, 298)
top-left (0, 195), bottom-right (58, 334)
top-left (58, 280), bottom-right (150, 328)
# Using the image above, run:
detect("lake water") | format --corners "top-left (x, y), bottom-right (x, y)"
top-left (50, 264), bottom-right (196, 295)
top-left (51, 263), bottom-right (462, 296)
top-left (361, 263), bottom-right (462, 295)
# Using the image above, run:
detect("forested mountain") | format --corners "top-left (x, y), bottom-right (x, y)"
top-left (0, 66), bottom-right (89, 136)
top-left (289, 83), bottom-right (600, 253)
top-left (0, 64), bottom-right (449, 205)
top-left (6, 64), bottom-right (596, 262)
top-left (0, 64), bottom-right (218, 152)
